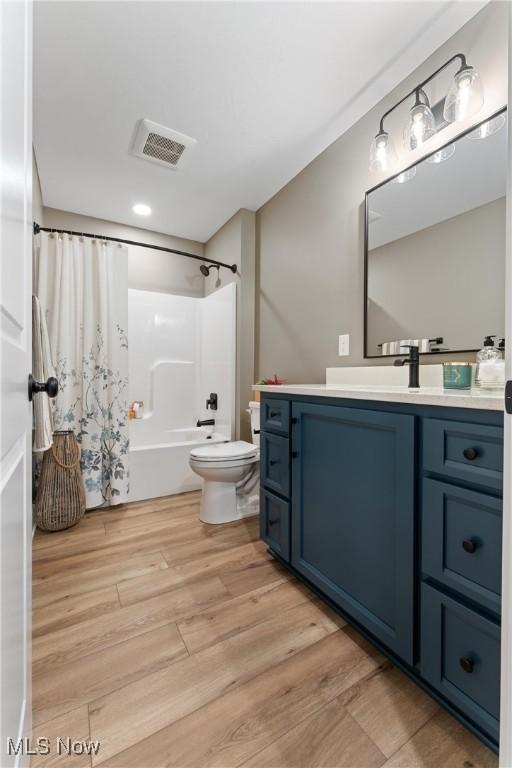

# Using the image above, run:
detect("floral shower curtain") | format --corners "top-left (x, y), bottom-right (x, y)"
top-left (34, 231), bottom-right (129, 508)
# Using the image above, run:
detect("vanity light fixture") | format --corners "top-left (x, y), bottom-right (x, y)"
top-left (468, 112), bottom-right (506, 139)
top-left (132, 203), bottom-right (152, 216)
top-left (370, 53), bottom-right (484, 173)
top-left (443, 64), bottom-right (484, 123)
top-left (403, 90), bottom-right (436, 151)
top-left (369, 131), bottom-right (398, 173)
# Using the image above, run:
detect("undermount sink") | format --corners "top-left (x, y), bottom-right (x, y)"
top-left (327, 383), bottom-right (420, 392)
top-left (325, 364), bottom-right (445, 389)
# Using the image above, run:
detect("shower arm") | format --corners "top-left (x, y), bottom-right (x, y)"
top-left (33, 222), bottom-right (238, 274)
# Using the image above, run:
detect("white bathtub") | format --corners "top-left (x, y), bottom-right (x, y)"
top-left (129, 425), bottom-right (228, 503)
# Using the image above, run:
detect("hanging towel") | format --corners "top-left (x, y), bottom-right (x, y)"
top-left (32, 295), bottom-right (56, 452)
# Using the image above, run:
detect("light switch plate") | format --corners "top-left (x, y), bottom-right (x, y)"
top-left (338, 334), bottom-right (350, 356)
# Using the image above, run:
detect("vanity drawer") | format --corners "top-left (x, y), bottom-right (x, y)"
top-left (260, 489), bottom-right (290, 561)
top-left (261, 432), bottom-right (290, 498)
top-left (423, 418), bottom-right (503, 491)
top-left (422, 479), bottom-right (502, 615)
top-left (421, 583), bottom-right (500, 744)
top-left (261, 398), bottom-right (290, 436)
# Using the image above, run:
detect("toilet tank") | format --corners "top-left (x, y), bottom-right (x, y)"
top-left (248, 401), bottom-right (260, 447)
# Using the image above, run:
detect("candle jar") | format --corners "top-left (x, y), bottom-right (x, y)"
top-left (443, 362), bottom-right (472, 390)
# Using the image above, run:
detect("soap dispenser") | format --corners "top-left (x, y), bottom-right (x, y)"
top-left (475, 335), bottom-right (505, 390)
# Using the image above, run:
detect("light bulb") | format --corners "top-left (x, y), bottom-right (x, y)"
top-left (468, 113), bottom-right (506, 139)
top-left (404, 103), bottom-right (436, 151)
top-left (393, 166), bottom-right (417, 184)
top-left (443, 66), bottom-right (484, 123)
top-left (369, 131), bottom-right (398, 173)
top-left (425, 144), bottom-right (456, 164)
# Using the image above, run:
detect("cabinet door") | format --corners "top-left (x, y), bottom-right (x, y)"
top-left (421, 583), bottom-right (500, 744)
top-left (260, 488), bottom-right (290, 561)
top-left (423, 418), bottom-right (503, 492)
top-left (291, 401), bottom-right (415, 663)
top-left (260, 432), bottom-right (290, 498)
top-left (422, 478), bottom-right (502, 615)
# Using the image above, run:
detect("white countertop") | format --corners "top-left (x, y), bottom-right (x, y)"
top-left (255, 383), bottom-right (504, 411)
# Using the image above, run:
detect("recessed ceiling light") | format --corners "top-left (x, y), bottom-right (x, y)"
top-left (132, 203), bottom-right (151, 216)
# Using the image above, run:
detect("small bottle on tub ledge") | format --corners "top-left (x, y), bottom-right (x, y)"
top-left (128, 401), bottom-right (145, 419)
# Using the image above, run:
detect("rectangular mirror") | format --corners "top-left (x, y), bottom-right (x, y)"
top-left (364, 107), bottom-right (506, 358)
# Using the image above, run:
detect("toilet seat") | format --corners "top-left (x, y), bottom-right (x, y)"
top-left (190, 440), bottom-right (258, 463)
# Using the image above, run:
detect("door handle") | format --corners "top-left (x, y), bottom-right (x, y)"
top-left (28, 374), bottom-right (58, 402)
top-left (506, 380), bottom-right (512, 414)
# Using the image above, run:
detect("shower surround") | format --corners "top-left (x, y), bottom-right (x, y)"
top-left (128, 283), bottom-right (236, 501)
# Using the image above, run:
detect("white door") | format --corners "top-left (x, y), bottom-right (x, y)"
top-left (0, 1), bottom-right (33, 766)
top-left (501, 7), bottom-right (512, 766)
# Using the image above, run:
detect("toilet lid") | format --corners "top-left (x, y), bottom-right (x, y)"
top-left (190, 440), bottom-right (258, 462)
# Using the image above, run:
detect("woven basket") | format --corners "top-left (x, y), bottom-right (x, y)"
top-left (35, 430), bottom-right (86, 531)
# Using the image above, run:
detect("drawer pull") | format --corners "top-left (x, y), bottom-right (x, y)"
top-left (462, 538), bottom-right (478, 554)
top-left (269, 459), bottom-right (280, 466)
top-left (459, 656), bottom-right (475, 674)
top-left (268, 518), bottom-right (279, 527)
top-left (291, 451), bottom-right (298, 458)
top-left (269, 410), bottom-right (280, 419)
top-left (463, 447), bottom-right (478, 461)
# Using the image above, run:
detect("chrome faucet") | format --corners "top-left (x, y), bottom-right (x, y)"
top-left (394, 345), bottom-right (420, 388)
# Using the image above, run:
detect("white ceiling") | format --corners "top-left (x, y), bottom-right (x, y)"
top-left (34, 1), bottom-right (486, 242)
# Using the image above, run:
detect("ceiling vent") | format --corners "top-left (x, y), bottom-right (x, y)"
top-left (131, 119), bottom-right (196, 169)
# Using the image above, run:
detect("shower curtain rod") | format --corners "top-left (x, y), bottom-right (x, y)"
top-left (33, 222), bottom-right (238, 274)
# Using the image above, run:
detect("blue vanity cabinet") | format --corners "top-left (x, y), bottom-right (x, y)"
top-left (259, 392), bottom-right (504, 750)
top-left (290, 401), bottom-right (416, 664)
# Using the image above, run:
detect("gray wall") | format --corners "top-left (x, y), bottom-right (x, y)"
top-left (256, 2), bottom-right (508, 383)
top-left (205, 209), bottom-right (256, 441)
top-left (367, 197), bottom-right (506, 355)
top-left (42, 207), bottom-right (205, 297)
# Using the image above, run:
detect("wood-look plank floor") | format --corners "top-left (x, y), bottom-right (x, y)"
top-left (32, 491), bottom-right (498, 768)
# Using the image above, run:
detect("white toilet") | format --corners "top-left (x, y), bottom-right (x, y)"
top-left (189, 401), bottom-right (260, 524)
